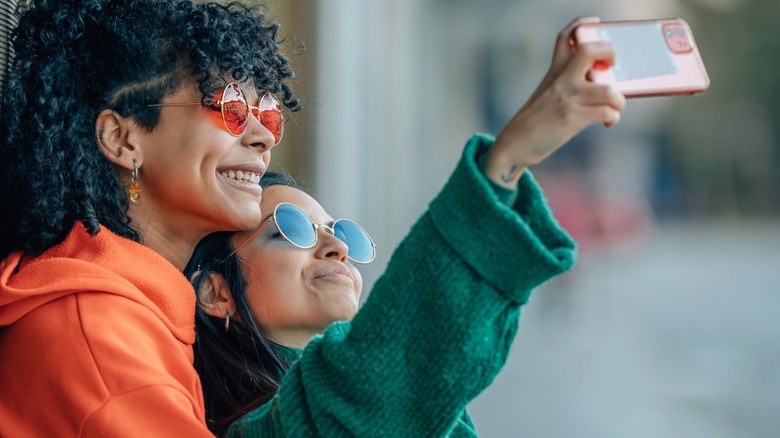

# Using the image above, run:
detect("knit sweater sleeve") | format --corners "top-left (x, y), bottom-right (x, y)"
top-left (229, 133), bottom-right (576, 437)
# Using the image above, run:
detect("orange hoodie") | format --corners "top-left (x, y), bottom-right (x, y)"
top-left (0, 223), bottom-right (213, 437)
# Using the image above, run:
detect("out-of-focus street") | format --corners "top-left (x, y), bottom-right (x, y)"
top-left (470, 220), bottom-right (780, 438)
top-left (241, 3), bottom-right (780, 436)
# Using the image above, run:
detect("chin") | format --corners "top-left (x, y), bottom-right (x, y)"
top-left (332, 302), bottom-right (360, 323)
top-left (229, 210), bottom-right (264, 232)
top-left (344, 308), bottom-right (359, 321)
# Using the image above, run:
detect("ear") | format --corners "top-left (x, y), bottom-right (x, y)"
top-left (195, 271), bottom-right (237, 318)
top-left (95, 109), bottom-right (143, 171)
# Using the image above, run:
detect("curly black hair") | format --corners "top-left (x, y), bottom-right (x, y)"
top-left (0, 0), bottom-right (300, 259)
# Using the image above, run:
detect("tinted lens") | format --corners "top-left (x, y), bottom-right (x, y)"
top-left (275, 204), bottom-right (317, 248)
top-left (333, 220), bottom-right (375, 263)
top-left (258, 94), bottom-right (284, 145)
top-left (221, 83), bottom-right (249, 135)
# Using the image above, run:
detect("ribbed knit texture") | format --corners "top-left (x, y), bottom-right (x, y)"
top-left (0, 0), bottom-right (20, 92)
top-left (230, 134), bottom-right (577, 437)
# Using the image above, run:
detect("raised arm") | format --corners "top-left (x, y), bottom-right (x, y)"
top-left (230, 17), bottom-right (623, 438)
top-left (231, 135), bottom-right (576, 438)
top-left (483, 17), bottom-right (624, 188)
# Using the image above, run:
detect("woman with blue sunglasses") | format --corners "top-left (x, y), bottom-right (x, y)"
top-left (187, 160), bottom-right (572, 436)
top-left (0, 0), bottom-right (622, 434)
top-left (186, 16), bottom-right (625, 432)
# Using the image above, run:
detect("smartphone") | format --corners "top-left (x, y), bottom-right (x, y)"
top-left (570, 18), bottom-right (710, 97)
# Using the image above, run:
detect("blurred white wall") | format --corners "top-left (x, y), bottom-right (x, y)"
top-left (307, 0), bottom-right (688, 290)
top-left (311, 0), bottom-right (433, 289)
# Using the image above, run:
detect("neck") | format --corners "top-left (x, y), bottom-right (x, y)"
top-left (267, 328), bottom-right (322, 350)
top-left (129, 211), bottom-right (201, 272)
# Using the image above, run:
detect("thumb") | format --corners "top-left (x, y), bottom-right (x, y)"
top-left (570, 41), bottom-right (617, 78)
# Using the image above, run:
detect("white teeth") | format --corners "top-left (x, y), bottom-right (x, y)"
top-left (222, 169), bottom-right (262, 185)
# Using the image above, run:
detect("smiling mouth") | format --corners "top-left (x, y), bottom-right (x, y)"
top-left (315, 268), bottom-right (354, 283)
top-left (221, 170), bottom-right (262, 185)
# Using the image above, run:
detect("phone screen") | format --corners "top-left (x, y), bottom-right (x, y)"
top-left (597, 23), bottom-right (678, 81)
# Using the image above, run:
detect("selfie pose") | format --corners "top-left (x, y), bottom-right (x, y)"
top-left (0, 0), bottom-right (624, 434)
top-left (185, 16), bottom-right (625, 436)
top-left (0, 1), bottom-right (297, 435)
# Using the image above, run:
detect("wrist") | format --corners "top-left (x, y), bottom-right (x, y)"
top-left (480, 136), bottom-right (530, 189)
top-left (481, 144), bottom-right (529, 189)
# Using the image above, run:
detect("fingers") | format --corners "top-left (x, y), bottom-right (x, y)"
top-left (554, 17), bottom-right (601, 61)
top-left (569, 41), bottom-right (617, 77)
top-left (588, 101), bottom-right (622, 128)
top-left (603, 110), bottom-right (621, 128)
top-left (546, 17), bottom-right (602, 79)
top-left (491, 17), bottom-right (623, 175)
top-left (572, 82), bottom-right (624, 128)
top-left (579, 84), bottom-right (626, 112)
top-left (556, 16), bottom-right (600, 49)
top-left (494, 79), bottom-right (623, 165)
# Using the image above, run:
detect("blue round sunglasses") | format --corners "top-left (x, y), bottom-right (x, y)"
top-left (226, 202), bottom-right (376, 264)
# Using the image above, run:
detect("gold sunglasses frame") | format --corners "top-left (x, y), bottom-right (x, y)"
top-left (146, 82), bottom-right (283, 143)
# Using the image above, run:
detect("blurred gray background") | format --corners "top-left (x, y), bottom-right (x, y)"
top-left (262, 0), bottom-right (780, 436)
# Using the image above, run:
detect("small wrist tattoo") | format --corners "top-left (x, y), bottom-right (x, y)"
top-left (500, 165), bottom-right (519, 184)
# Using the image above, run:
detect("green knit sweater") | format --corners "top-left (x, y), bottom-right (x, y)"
top-left (229, 134), bottom-right (577, 437)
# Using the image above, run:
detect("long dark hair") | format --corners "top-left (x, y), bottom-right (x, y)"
top-left (184, 171), bottom-right (306, 435)
top-left (0, 0), bottom-right (300, 259)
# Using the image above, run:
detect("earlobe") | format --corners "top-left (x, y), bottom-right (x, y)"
top-left (95, 109), bottom-right (142, 171)
top-left (196, 272), bottom-right (237, 318)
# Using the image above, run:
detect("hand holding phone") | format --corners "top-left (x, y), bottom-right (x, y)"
top-left (570, 18), bottom-right (710, 97)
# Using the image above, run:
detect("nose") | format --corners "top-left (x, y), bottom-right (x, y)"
top-left (314, 226), bottom-right (349, 263)
top-left (241, 113), bottom-right (277, 154)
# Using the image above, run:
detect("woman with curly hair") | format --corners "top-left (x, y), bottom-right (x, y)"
top-left (184, 17), bottom-right (625, 436)
top-left (0, 0), bottom-right (297, 435)
top-left (0, 0), bottom-right (624, 434)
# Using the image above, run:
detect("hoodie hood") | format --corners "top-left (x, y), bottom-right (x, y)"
top-left (0, 222), bottom-right (196, 345)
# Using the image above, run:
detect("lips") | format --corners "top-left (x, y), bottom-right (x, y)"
top-left (315, 265), bottom-right (354, 283)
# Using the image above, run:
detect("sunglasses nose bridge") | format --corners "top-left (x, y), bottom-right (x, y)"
top-left (314, 223), bottom-right (336, 236)
top-left (312, 224), bottom-right (350, 260)
top-left (239, 114), bottom-right (277, 154)
top-left (252, 94), bottom-right (283, 146)
top-left (224, 84), bottom-right (282, 146)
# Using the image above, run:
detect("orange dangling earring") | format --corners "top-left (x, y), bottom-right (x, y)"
top-left (129, 159), bottom-right (141, 204)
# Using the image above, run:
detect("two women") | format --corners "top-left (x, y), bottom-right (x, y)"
top-left (185, 16), bottom-right (624, 436)
top-left (0, 0), bottom-right (624, 435)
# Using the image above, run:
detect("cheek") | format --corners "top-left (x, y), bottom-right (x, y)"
top-left (351, 267), bottom-right (364, 298)
top-left (245, 264), bottom-right (287, 307)
top-left (206, 108), bottom-right (228, 132)
top-left (242, 253), bottom-right (305, 321)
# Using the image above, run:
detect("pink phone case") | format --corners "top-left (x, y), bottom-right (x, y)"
top-left (572, 18), bottom-right (710, 97)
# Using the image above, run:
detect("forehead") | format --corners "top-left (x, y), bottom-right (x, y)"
top-left (177, 78), bottom-right (260, 100)
top-left (260, 185), bottom-right (333, 223)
